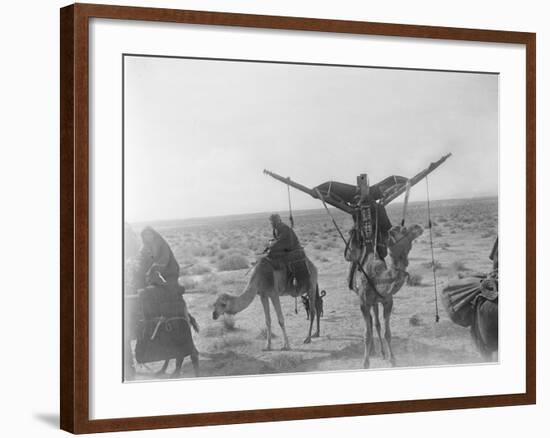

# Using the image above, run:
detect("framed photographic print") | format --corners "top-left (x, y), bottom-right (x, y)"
top-left (60, 3), bottom-right (536, 434)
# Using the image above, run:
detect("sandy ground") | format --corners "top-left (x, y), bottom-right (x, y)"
top-left (129, 197), bottom-right (497, 380)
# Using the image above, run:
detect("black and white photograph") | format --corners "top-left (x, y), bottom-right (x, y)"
top-left (122, 55), bottom-right (499, 381)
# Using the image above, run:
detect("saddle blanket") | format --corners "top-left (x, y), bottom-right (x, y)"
top-left (264, 249), bottom-right (312, 296)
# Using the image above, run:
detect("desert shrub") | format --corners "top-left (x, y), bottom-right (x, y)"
top-left (179, 276), bottom-right (198, 290)
top-left (217, 254), bottom-right (249, 271)
top-left (191, 245), bottom-right (211, 257)
top-left (409, 314), bottom-right (423, 326)
top-left (451, 260), bottom-right (468, 271)
top-left (481, 230), bottom-right (496, 238)
top-left (220, 240), bottom-right (231, 250)
top-left (198, 274), bottom-right (219, 294)
top-left (185, 264), bottom-right (211, 275)
top-left (422, 260), bottom-right (443, 270)
top-left (222, 314), bottom-right (237, 330)
top-left (313, 242), bottom-right (324, 250)
top-left (211, 335), bottom-right (248, 351)
top-left (407, 273), bottom-right (423, 286)
top-left (439, 242), bottom-right (451, 249)
top-left (271, 353), bottom-right (305, 371)
top-left (256, 327), bottom-right (277, 339)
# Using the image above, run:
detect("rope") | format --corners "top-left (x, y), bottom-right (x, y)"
top-left (287, 182), bottom-right (294, 229)
top-left (374, 203), bottom-right (379, 259)
top-left (286, 182), bottom-right (297, 314)
top-left (426, 176), bottom-right (440, 323)
top-left (401, 180), bottom-right (411, 226)
top-left (314, 188), bottom-right (348, 243)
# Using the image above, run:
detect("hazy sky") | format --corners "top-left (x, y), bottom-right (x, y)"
top-left (124, 55), bottom-right (498, 222)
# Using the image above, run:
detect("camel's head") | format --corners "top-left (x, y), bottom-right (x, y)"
top-left (387, 224), bottom-right (424, 261)
top-left (212, 293), bottom-right (233, 320)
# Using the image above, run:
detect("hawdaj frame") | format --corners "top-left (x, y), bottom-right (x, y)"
top-left (60, 3), bottom-right (536, 434)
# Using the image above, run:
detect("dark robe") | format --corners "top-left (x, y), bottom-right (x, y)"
top-left (137, 227), bottom-right (180, 294)
top-left (268, 222), bottom-right (301, 258)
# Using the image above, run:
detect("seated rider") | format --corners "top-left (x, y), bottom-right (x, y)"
top-left (347, 196), bottom-right (392, 290)
top-left (266, 214), bottom-right (302, 269)
top-left (136, 226), bottom-right (194, 325)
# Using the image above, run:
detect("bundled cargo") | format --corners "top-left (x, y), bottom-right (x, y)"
top-left (440, 277), bottom-right (482, 327)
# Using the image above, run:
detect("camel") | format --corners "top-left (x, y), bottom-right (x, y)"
top-left (212, 257), bottom-right (320, 350)
top-left (351, 224), bottom-right (424, 368)
top-left (470, 297), bottom-right (498, 360)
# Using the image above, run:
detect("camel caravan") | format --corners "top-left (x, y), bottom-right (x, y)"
top-left (123, 153), bottom-right (499, 379)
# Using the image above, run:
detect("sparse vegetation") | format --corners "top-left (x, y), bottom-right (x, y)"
top-left (127, 197), bottom-right (497, 379)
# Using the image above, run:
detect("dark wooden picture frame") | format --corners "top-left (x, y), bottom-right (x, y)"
top-left (60, 3), bottom-right (536, 434)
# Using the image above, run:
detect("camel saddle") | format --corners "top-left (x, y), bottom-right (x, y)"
top-left (265, 248), bottom-right (311, 296)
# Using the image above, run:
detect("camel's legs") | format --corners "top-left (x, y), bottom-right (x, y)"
top-left (271, 294), bottom-right (291, 350)
top-left (361, 303), bottom-right (374, 369)
top-left (304, 291), bottom-right (316, 344)
top-left (313, 288), bottom-right (321, 338)
top-left (191, 347), bottom-right (200, 377)
top-left (170, 357), bottom-right (183, 378)
top-left (383, 299), bottom-right (396, 366)
top-left (313, 305), bottom-right (321, 338)
top-left (124, 338), bottom-right (135, 380)
top-left (260, 295), bottom-right (272, 351)
top-left (373, 303), bottom-right (386, 359)
top-left (156, 359), bottom-right (170, 376)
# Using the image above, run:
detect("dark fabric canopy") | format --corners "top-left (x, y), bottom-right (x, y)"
top-left (314, 175), bottom-right (407, 204)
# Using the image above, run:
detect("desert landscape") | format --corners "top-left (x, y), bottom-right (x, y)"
top-left (127, 196), bottom-right (498, 380)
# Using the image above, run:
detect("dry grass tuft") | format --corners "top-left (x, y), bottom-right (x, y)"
top-left (422, 260), bottom-right (443, 270)
top-left (211, 335), bottom-right (248, 351)
top-left (184, 264), bottom-right (211, 275)
top-left (407, 273), bottom-right (423, 286)
top-left (223, 314), bottom-right (237, 330)
top-left (256, 327), bottom-right (278, 339)
top-left (217, 254), bottom-right (249, 271)
top-left (451, 260), bottom-right (468, 272)
top-left (409, 314), bottom-right (423, 326)
top-left (271, 353), bottom-right (305, 371)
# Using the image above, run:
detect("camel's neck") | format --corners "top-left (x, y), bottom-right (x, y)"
top-left (227, 269), bottom-right (259, 314)
top-left (377, 252), bottom-right (410, 295)
top-left (388, 253), bottom-right (409, 276)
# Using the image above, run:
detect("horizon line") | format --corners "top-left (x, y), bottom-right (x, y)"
top-left (127, 194), bottom-right (498, 226)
